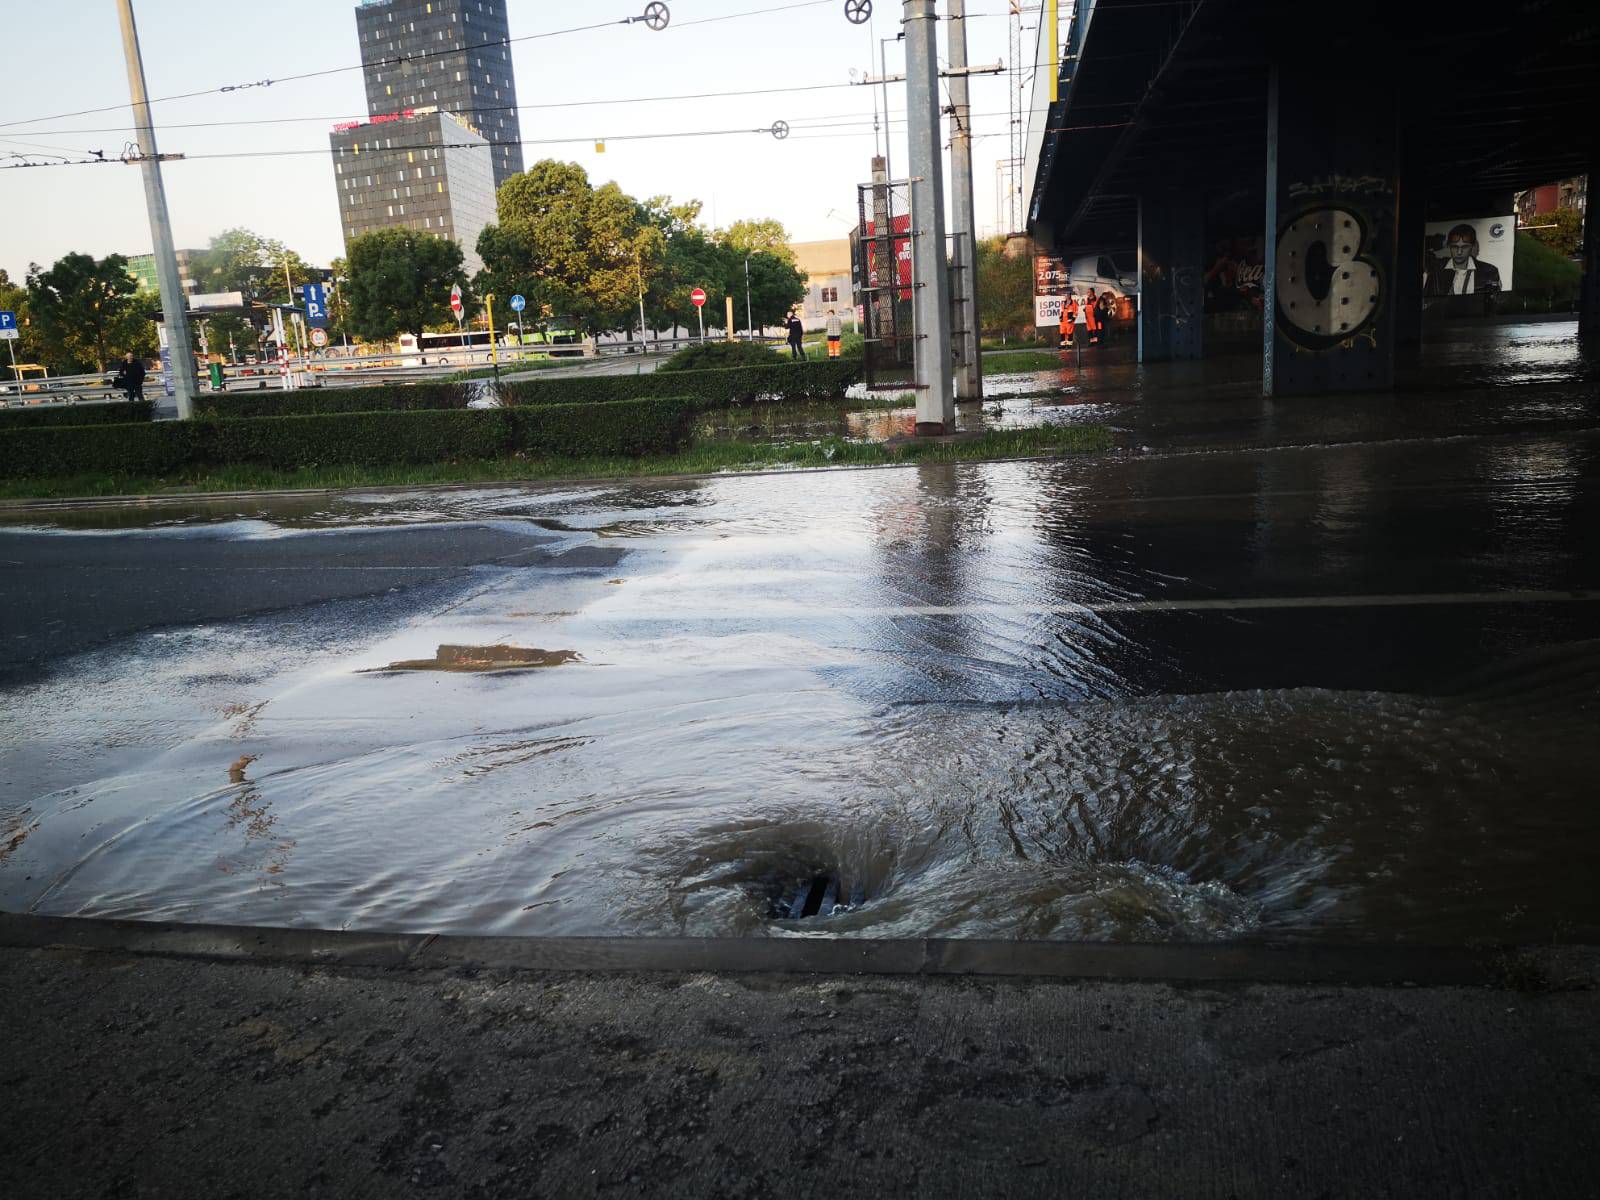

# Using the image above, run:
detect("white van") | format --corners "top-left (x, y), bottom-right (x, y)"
top-left (1068, 252), bottom-right (1138, 298)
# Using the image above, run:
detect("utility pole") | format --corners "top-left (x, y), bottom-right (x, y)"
top-left (744, 256), bottom-right (753, 339)
top-left (116, 0), bottom-right (199, 419)
top-left (947, 0), bottom-right (983, 402)
top-left (904, 0), bottom-right (954, 434)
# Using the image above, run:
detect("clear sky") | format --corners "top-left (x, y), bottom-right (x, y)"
top-left (1, 1), bottom-right (1033, 280)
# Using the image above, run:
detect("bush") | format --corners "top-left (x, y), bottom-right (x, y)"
top-left (0, 397), bottom-right (693, 480)
top-left (195, 381), bottom-right (477, 419)
top-left (0, 399), bottom-right (153, 430)
top-left (1513, 231), bottom-right (1583, 300)
top-left (502, 360), bottom-right (862, 410)
top-left (658, 341), bottom-right (786, 372)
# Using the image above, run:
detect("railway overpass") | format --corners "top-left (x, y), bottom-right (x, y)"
top-left (1022, 0), bottom-right (1599, 395)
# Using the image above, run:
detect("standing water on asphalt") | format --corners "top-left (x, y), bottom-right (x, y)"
top-left (2, 364), bottom-right (1598, 944)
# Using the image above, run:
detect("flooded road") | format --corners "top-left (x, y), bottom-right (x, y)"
top-left (3, 323), bottom-right (1597, 944)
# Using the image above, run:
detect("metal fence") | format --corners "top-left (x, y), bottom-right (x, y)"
top-left (855, 178), bottom-right (918, 392)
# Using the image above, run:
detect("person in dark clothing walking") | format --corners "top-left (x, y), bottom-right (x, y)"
top-left (111, 353), bottom-right (146, 402)
top-left (786, 312), bottom-right (806, 360)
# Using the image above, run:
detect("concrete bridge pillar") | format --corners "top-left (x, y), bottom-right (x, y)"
top-left (1137, 191), bottom-right (1205, 362)
top-left (1263, 59), bottom-right (1401, 396)
top-left (1395, 175), bottom-right (1425, 347)
top-left (1581, 153), bottom-right (1600, 339)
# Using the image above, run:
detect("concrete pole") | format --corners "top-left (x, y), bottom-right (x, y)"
top-left (116, 0), bottom-right (198, 419)
top-left (904, 0), bottom-right (955, 434)
top-left (946, 0), bottom-right (982, 402)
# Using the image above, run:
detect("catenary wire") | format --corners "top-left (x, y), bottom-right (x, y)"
top-left (0, 0), bottom-right (836, 132)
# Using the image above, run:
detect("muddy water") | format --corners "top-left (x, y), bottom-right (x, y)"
top-left (3, 341), bottom-right (1599, 944)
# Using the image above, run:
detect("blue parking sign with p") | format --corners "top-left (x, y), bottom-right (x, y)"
top-left (0, 310), bottom-right (18, 340)
top-left (302, 283), bottom-right (328, 328)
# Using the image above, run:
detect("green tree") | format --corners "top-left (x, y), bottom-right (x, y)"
top-left (344, 228), bottom-right (468, 340)
top-left (0, 268), bottom-right (43, 370)
top-left (734, 249), bottom-right (807, 333)
top-left (716, 217), bottom-right (796, 264)
top-left (976, 236), bottom-right (1034, 339)
top-left (1522, 208), bottom-right (1584, 259)
top-left (25, 253), bottom-right (150, 373)
top-left (477, 160), bottom-right (663, 334)
top-left (188, 228), bottom-right (323, 359)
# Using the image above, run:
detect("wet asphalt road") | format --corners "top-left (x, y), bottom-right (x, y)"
top-left (1, 320), bottom-right (1597, 944)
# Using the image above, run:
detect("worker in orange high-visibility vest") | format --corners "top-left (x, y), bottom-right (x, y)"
top-left (1083, 289), bottom-right (1103, 345)
top-left (1059, 294), bottom-right (1079, 349)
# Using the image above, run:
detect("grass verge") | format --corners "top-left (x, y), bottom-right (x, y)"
top-left (0, 423), bottom-right (1112, 501)
top-left (982, 349), bottom-right (1065, 374)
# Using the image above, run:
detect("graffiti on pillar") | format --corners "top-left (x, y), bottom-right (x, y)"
top-left (1274, 207), bottom-right (1382, 351)
top-left (1204, 236), bottom-right (1264, 313)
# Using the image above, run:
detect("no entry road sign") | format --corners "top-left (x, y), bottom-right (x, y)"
top-left (450, 283), bottom-right (463, 318)
top-left (690, 287), bottom-right (706, 308)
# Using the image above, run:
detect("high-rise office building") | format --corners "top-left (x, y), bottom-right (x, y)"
top-left (354, 0), bottom-right (524, 187)
top-left (330, 0), bottom-right (524, 279)
top-left (331, 110), bottom-right (497, 276)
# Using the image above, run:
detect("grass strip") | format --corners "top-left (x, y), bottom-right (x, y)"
top-left (0, 423), bottom-right (1112, 501)
top-left (982, 349), bottom-right (1067, 375)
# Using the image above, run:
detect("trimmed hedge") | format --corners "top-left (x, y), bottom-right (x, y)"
top-left (192, 361), bottom-right (863, 420)
top-left (0, 399), bottom-right (153, 430)
top-left (657, 341), bottom-right (786, 372)
top-left (0, 397), bottom-right (693, 480)
top-left (195, 381), bottom-right (477, 419)
top-left (502, 360), bottom-right (863, 410)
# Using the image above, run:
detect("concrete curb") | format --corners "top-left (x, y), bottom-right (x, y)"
top-left (0, 912), bottom-right (1539, 985)
top-left (0, 449), bottom-right (1117, 515)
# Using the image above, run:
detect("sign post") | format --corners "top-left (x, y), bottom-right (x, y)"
top-left (691, 286), bottom-right (706, 342)
top-left (509, 294), bottom-right (525, 350)
top-left (486, 294), bottom-right (500, 382)
top-left (450, 282), bottom-right (465, 354)
top-left (0, 311), bottom-right (19, 389)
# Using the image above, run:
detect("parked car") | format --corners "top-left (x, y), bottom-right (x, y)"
top-left (1068, 252), bottom-right (1138, 297)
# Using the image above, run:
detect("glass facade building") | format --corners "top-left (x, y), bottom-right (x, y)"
top-left (353, 0), bottom-right (523, 187)
top-left (330, 0), bottom-right (523, 276)
top-left (331, 110), bottom-right (496, 277)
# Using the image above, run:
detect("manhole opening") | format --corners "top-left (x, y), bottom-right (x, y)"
top-left (768, 873), bottom-right (865, 921)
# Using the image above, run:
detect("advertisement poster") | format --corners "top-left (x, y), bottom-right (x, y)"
top-left (1424, 216), bottom-right (1515, 295)
top-left (1033, 254), bottom-right (1068, 325)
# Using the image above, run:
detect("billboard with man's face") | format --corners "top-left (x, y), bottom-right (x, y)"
top-left (1423, 216), bottom-right (1515, 296)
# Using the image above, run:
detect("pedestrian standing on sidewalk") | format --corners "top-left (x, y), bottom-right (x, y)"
top-left (1083, 289), bottom-right (1102, 346)
top-left (824, 309), bottom-right (843, 359)
top-left (786, 311), bottom-right (806, 360)
top-left (111, 352), bottom-right (146, 402)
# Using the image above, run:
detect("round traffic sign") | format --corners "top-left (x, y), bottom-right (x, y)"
top-left (690, 287), bottom-right (707, 308)
top-left (310, 328), bottom-right (328, 348)
top-left (449, 283), bottom-right (463, 314)
top-left (510, 294), bottom-right (526, 312)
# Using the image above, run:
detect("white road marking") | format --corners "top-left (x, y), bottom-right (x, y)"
top-left (581, 589), bottom-right (1597, 619)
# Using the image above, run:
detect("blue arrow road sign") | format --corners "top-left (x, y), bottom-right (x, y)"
top-left (0, 311), bottom-right (17, 340)
top-left (302, 283), bottom-right (328, 328)
top-left (509, 294), bottom-right (526, 312)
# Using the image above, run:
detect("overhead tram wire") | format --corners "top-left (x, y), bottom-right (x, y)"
top-left (0, 0), bottom-right (837, 133)
top-left (5, 82), bottom-right (876, 140)
top-left (0, 111), bottom-right (1023, 171)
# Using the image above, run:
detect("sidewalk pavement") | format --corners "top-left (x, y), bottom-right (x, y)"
top-left (2, 932), bottom-right (1596, 1198)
